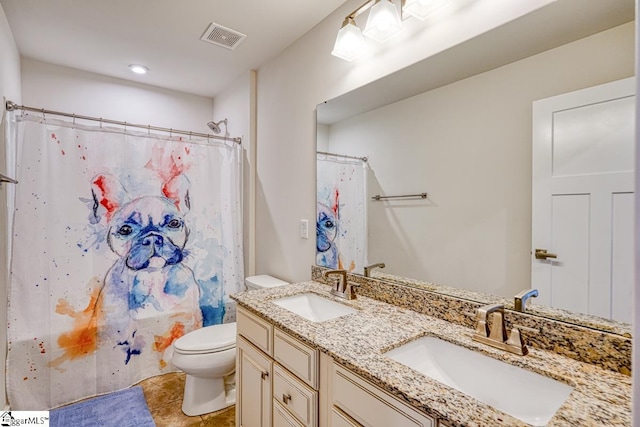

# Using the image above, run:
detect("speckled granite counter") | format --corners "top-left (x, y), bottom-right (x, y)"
top-left (231, 281), bottom-right (631, 427)
top-left (312, 266), bottom-right (631, 375)
top-left (368, 270), bottom-right (632, 338)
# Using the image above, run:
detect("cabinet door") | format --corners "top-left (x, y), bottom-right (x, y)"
top-left (238, 336), bottom-right (273, 427)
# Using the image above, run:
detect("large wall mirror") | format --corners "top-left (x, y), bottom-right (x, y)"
top-left (316, 0), bottom-right (635, 335)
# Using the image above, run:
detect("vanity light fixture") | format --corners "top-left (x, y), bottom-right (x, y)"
top-left (331, 17), bottom-right (366, 61)
top-left (331, 0), bottom-right (452, 61)
top-left (363, 0), bottom-right (403, 42)
top-left (129, 64), bottom-right (149, 75)
top-left (402, 0), bottom-right (450, 21)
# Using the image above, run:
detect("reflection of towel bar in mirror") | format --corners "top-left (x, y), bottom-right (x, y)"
top-left (371, 193), bottom-right (427, 201)
top-left (0, 173), bottom-right (18, 185)
top-left (317, 151), bottom-right (368, 162)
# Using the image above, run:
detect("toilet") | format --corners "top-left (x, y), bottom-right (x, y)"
top-left (172, 274), bottom-right (288, 416)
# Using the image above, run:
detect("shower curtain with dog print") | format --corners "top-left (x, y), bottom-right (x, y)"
top-left (316, 153), bottom-right (367, 273)
top-left (5, 113), bottom-right (244, 410)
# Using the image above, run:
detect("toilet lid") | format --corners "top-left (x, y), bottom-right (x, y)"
top-left (173, 323), bottom-right (236, 354)
top-left (246, 274), bottom-right (288, 289)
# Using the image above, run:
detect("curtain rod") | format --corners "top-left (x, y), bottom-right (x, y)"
top-left (317, 151), bottom-right (367, 162)
top-left (5, 100), bottom-right (242, 145)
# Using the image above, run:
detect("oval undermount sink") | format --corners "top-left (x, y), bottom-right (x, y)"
top-left (272, 293), bottom-right (357, 322)
top-left (385, 336), bottom-right (573, 426)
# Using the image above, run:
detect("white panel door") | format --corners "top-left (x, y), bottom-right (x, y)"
top-left (532, 77), bottom-right (635, 322)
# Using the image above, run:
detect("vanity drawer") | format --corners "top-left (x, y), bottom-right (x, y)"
top-left (274, 400), bottom-right (305, 427)
top-left (238, 307), bottom-right (273, 356)
top-left (331, 407), bottom-right (362, 427)
top-left (273, 364), bottom-right (318, 427)
top-left (331, 363), bottom-right (435, 427)
top-left (274, 328), bottom-right (319, 389)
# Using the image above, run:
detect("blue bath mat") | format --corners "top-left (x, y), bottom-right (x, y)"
top-left (50, 386), bottom-right (155, 427)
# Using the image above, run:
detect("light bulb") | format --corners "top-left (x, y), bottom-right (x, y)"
top-left (129, 64), bottom-right (149, 75)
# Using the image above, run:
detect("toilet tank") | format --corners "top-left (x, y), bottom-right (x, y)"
top-left (245, 274), bottom-right (288, 290)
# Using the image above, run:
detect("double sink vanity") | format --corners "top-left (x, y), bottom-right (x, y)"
top-left (231, 268), bottom-right (631, 427)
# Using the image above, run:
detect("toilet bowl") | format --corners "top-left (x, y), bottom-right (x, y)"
top-left (171, 275), bottom-right (288, 416)
top-left (172, 322), bottom-right (237, 416)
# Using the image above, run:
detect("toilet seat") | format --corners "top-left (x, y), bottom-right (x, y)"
top-left (174, 323), bottom-right (237, 355)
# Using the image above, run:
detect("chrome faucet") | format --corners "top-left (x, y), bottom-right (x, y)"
top-left (323, 269), bottom-right (358, 300)
top-left (472, 303), bottom-right (528, 356)
top-left (364, 262), bottom-right (385, 277)
top-left (514, 288), bottom-right (538, 312)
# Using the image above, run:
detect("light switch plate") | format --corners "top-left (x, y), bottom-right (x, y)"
top-left (299, 219), bottom-right (309, 239)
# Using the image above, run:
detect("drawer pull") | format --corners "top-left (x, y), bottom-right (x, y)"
top-left (282, 393), bottom-right (292, 404)
top-left (261, 371), bottom-right (269, 380)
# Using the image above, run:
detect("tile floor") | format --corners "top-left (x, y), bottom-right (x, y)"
top-left (138, 372), bottom-right (235, 427)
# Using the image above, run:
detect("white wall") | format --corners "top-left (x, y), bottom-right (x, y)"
top-left (254, 0), bottom-right (554, 282)
top-left (0, 2), bottom-right (21, 409)
top-left (21, 58), bottom-right (214, 134)
top-left (325, 23), bottom-right (634, 297)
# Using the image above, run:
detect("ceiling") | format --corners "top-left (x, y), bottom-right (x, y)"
top-left (0, 0), bottom-right (349, 98)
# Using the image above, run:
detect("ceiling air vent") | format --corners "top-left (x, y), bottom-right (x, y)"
top-left (200, 22), bottom-right (247, 50)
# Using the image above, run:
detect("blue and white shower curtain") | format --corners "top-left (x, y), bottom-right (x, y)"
top-left (316, 154), bottom-right (367, 273)
top-left (5, 113), bottom-right (244, 410)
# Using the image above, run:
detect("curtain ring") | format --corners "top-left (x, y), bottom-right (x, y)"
top-left (148, 124), bottom-right (151, 136)
top-left (41, 108), bottom-right (45, 121)
top-left (72, 113), bottom-right (76, 128)
top-left (124, 121), bottom-right (127, 132)
top-left (100, 118), bottom-right (103, 129)
top-left (170, 128), bottom-right (173, 138)
top-left (189, 131), bottom-right (192, 141)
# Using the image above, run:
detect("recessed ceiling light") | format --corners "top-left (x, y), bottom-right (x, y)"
top-left (129, 64), bottom-right (149, 75)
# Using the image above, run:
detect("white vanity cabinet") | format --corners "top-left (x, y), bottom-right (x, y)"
top-left (237, 307), bottom-right (320, 427)
top-left (237, 306), bottom-right (442, 427)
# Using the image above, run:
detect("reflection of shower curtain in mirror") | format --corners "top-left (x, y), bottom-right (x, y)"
top-left (6, 113), bottom-right (244, 410)
top-left (316, 154), bottom-right (367, 272)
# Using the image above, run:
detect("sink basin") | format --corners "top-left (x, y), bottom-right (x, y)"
top-left (385, 336), bottom-right (573, 426)
top-left (272, 293), bottom-right (357, 322)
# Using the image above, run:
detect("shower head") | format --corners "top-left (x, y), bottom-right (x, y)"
top-left (207, 119), bottom-right (227, 135)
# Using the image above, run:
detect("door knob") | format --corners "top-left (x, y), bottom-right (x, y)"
top-left (534, 249), bottom-right (557, 260)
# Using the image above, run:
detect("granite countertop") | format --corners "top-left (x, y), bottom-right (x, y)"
top-left (231, 281), bottom-right (631, 427)
top-left (369, 271), bottom-right (632, 338)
